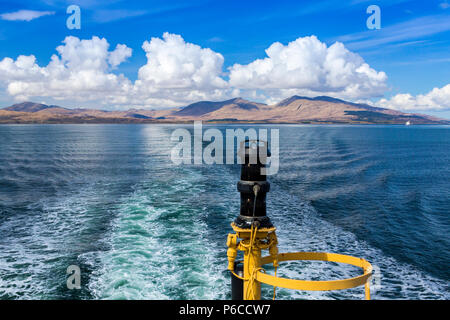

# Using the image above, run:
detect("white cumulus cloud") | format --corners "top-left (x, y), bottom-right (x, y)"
top-left (378, 84), bottom-right (450, 111)
top-left (133, 32), bottom-right (231, 106)
top-left (108, 44), bottom-right (132, 68)
top-left (138, 33), bottom-right (227, 90)
top-left (0, 10), bottom-right (55, 21)
top-left (0, 36), bottom-right (133, 104)
top-left (229, 35), bottom-right (388, 102)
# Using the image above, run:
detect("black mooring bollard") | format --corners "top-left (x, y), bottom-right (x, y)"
top-left (234, 139), bottom-right (273, 229)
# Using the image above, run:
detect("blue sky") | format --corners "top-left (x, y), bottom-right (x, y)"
top-left (0, 0), bottom-right (449, 118)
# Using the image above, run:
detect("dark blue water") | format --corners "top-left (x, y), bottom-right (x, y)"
top-left (0, 124), bottom-right (448, 299)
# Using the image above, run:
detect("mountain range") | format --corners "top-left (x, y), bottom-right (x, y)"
top-left (0, 96), bottom-right (448, 124)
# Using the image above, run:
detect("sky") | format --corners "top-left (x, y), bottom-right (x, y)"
top-left (0, 0), bottom-right (449, 118)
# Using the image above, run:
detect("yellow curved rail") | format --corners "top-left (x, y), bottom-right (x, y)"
top-left (258, 252), bottom-right (373, 299)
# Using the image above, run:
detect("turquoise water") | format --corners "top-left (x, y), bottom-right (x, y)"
top-left (0, 124), bottom-right (448, 299)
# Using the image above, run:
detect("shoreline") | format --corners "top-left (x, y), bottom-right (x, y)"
top-left (1, 122), bottom-right (449, 125)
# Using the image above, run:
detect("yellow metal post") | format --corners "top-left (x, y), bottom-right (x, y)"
top-left (243, 242), bottom-right (262, 300)
top-left (365, 278), bottom-right (371, 300)
top-left (229, 224), bottom-right (276, 300)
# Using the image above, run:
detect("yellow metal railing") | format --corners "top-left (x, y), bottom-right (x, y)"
top-left (227, 223), bottom-right (373, 300)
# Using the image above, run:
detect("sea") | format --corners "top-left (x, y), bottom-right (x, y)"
top-left (0, 124), bottom-right (448, 300)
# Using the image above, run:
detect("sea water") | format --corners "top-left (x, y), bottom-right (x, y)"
top-left (0, 124), bottom-right (448, 299)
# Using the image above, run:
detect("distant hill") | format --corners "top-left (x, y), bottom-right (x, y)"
top-left (175, 98), bottom-right (262, 116)
top-left (277, 95), bottom-right (383, 111)
top-left (0, 97), bottom-right (448, 124)
top-left (4, 102), bottom-right (59, 113)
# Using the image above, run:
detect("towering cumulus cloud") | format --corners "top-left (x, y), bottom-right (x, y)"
top-left (229, 36), bottom-right (388, 102)
top-left (0, 36), bottom-right (132, 105)
top-left (134, 32), bottom-right (233, 107)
